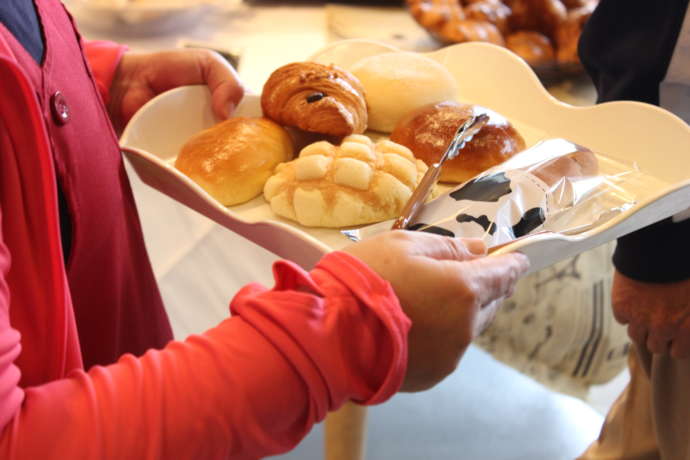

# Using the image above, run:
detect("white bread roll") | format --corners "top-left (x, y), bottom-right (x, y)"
top-left (350, 52), bottom-right (459, 133)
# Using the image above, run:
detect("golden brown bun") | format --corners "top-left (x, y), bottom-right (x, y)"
top-left (390, 101), bottom-right (526, 183)
top-left (406, 0), bottom-right (505, 46)
top-left (555, 5), bottom-right (594, 64)
top-left (175, 117), bottom-right (294, 206)
top-left (407, 0), bottom-right (466, 31)
top-left (561, 0), bottom-right (588, 8)
top-left (505, 0), bottom-right (567, 40)
top-left (407, 0), bottom-right (597, 69)
top-left (465, 0), bottom-right (503, 4)
top-left (464, 0), bottom-right (512, 35)
top-left (506, 30), bottom-right (555, 66)
top-left (261, 62), bottom-right (367, 137)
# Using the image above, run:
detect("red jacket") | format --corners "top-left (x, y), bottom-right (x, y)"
top-left (0, 1), bottom-right (409, 458)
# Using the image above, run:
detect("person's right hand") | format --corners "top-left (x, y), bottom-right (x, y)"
top-left (343, 231), bottom-right (529, 392)
top-left (612, 270), bottom-right (690, 359)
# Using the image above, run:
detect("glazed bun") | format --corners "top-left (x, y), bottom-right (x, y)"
top-left (350, 52), bottom-right (458, 133)
top-left (390, 101), bottom-right (526, 183)
top-left (505, 30), bottom-right (555, 67)
top-left (555, 5), bottom-right (595, 64)
top-left (175, 117), bottom-right (294, 206)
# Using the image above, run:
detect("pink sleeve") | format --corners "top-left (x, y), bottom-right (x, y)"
top-left (83, 40), bottom-right (128, 105)
top-left (0, 251), bottom-right (410, 459)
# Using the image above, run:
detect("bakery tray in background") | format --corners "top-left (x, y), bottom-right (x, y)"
top-left (63, 0), bottom-right (243, 36)
top-left (121, 41), bottom-right (690, 273)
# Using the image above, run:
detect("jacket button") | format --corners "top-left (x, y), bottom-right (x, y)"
top-left (50, 91), bottom-right (70, 125)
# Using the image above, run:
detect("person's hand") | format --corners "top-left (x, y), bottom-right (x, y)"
top-left (612, 270), bottom-right (690, 359)
top-left (343, 231), bottom-right (529, 392)
top-left (108, 49), bottom-right (244, 133)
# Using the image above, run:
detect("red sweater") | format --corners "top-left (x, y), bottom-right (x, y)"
top-left (0, 1), bottom-right (410, 458)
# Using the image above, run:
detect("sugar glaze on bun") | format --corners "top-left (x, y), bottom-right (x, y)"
top-left (390, 101), bottom-right (526, 183)
top-left (175, 117), bottom-right (294, 206)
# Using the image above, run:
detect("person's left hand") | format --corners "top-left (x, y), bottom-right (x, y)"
top-left (108, 48), bottom-right (244, 133)
top-left (612, 270), bottom-right (690, 359)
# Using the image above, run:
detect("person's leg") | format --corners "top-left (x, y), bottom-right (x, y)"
top-left (325, 402), bottom-right (368, 460)
top-left (578, 347), bottom-right (659, 460)
top-left (648, 353), bottom-right (690, 460)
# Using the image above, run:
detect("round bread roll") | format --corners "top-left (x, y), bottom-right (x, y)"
top-left (263, 134), bottom-right (428, 228)
top-left (506, 30), bottom-right (555, 67)
top-left (555, 5), bottom-right (595, 64)
top-left (350, 52), bottom-right (458, 133)
top-left (390, 101), bottom-right (526, 183)
top-left (175, 117), bottom-right (294, 206)
top-left (464, 0), bottom-right (512, 35)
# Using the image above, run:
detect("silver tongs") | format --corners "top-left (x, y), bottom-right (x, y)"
top-left (391, 113), bottom-right (490, 230)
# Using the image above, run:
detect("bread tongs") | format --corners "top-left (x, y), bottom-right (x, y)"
top-left (391, 113), bottom-right (490, 230)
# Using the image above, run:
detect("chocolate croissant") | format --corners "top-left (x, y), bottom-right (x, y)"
top-left (261, 62), bottom-right (368, 137)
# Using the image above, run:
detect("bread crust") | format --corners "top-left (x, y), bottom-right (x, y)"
top-left (175, 117), bottom-right (294, 206)
top-left (261, 62), bottom-right (368, 137)
top-left (505, 30), bottom-right (555, 66)
top-left (390, 101), bottom-right (526, 183)
top-left (406, 0), bottom-right (596, 69)
top-left (407, 0), bottom-right (506, 45)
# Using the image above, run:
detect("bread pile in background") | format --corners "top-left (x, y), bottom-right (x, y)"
top-left (175, 55), bottom-right (526, 228)
top-left (406, 0), bottom-right (599, 71)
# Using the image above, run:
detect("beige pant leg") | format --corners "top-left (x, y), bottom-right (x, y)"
top-left (578, 347), bottom-right (660, 460)
top-left (646, 350), bottom-right (690, 460)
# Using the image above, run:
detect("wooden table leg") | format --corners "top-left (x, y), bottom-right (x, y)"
top-left (324, 402), bottom-right (369, 460)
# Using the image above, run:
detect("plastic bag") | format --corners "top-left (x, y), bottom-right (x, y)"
top-left (344, 138), bottom-right (639, 246)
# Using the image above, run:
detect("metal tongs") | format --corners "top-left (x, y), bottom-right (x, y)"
top-left (391, 113), bottom-right (490, 230)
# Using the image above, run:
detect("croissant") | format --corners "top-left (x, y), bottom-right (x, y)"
top-left (261, 62), bottom-right (368, 137)
top-left (406, 0), bottom-right (505, 46)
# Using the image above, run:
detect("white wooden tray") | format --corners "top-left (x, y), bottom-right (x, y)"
top-left (121, 41), bottom-right (690, 273)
